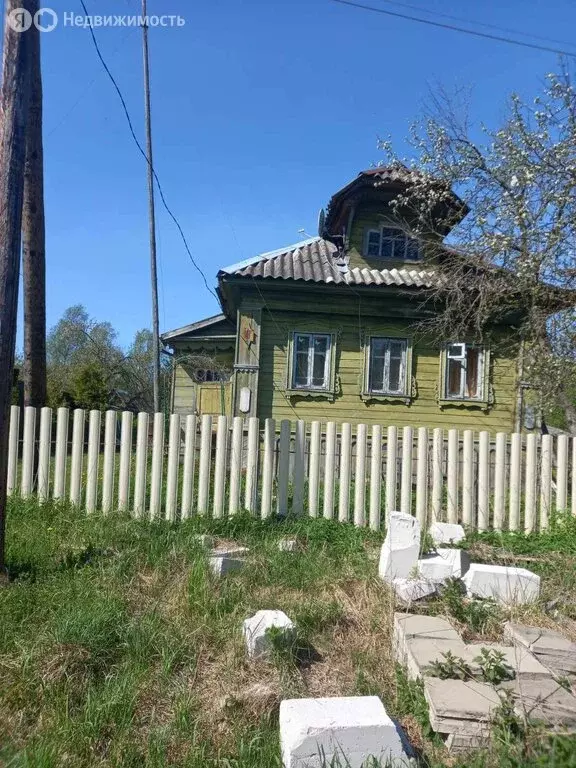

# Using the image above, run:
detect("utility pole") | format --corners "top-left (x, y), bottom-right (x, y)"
top-left (141, 0), bottom-right (161, 413)
top-left (0, 0), bottom-right (33, 576)
top-left (22, 0), bottom-right (46, 408)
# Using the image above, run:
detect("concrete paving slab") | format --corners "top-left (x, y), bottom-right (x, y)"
top-left (424, 678), bottom-right (501, 722)
top-left (467, 643), bottom-right (552, 680)
top-left (403, 637), bottom-right (470, 680)
top-left (500, 678), bottom-right (576, 731)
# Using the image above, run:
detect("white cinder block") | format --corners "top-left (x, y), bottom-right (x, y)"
top-left (280, 696), bottom-right (408, 768)
top-left (462, 564), bottom-right (540, 605)
top-left (429, 522), bottom-right (465, 546)
top-left (379, 511), bottom-right (421, 583)
top-left (278, 539), bottom-right (299, 552)
top-left (243, 610), bottom-right (295, 659)
top-left (393, 577), bottom-right (436, 605)
top-left (209, 556), bottom-right (245, 577)
top-left (418, 549), bottom-right (469, 583)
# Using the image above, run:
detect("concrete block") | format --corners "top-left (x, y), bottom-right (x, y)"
top-left (210, 546), bottom-right (249, 558)
top-left (424, 678), bottom-right (500, 737)
top-left (392, 577), bottom-right (436, 605)
top-left (402, 637), bottom-right (470, 680)
top-left (429, 522), bottom-right (466, 546)
top-left (394, 613), bottom-right (461, 652)
top-left (462, 564), bottom-right (540, 605)
top-left (467, 643), bottom-right (551, 680)
top-left (209, 556), bottom-right (245, 577)
top-left (500, 678), bottom-right (576, 730)
top-left (278, 539), bottom-right (299, 552)
top-left (379, 511), bottom-right (421, 583)
top-left (504, 622), bottom-right (576, 674)
top-left (279, 696), bottom-right (409, 767)
top-left (445, 733), bottom-right (490, 752)
top-left (418, 549), bottom-right (469, 583)
top-left (242, 610), bottom-right (295, 659)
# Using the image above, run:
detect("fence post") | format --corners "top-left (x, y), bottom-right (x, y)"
top-left (431, 427), bottom-right (443, 524)
top-left (493, 432), bottom-right (506, 531)
top-left (277, 419), bottom-right (291, 517)
top-left (7, 405), bottom-right (20, 495)
top-left (244, 416), bottom-right (259, 514)
top-left (69, 408), bottom-right (85, 506)
top-left (165, 413), bottom-right (180, 521)
top-left (354, 422), bottom-right (367, 527)
top-left (447, 429), bottom-right (458, 524)
top-left (572, 437), bottom-right (576, 518)
top-left (181, 414), bottom-right (197, 519)
top-left (462, 430), bottom-right (474, 528)
top-left (86, 410), bottom-right (101, 514)
top-left (261, 418), bottom-right (275, 518)
top-left (524, 433), bottom-right (537, 534)
top-left (556, 434), bottom-right (568, 513)
top-left (308, 420), bottom-right (321, 518)
top-left (323, 421), bottom-right (336, 519)
top-left (212, 415), bottom-right (228, 518)
top-left (133, 412), bottom-right (149, 518)
top-left (53, 407), bottom-right (69, 500)
top-left (292, 420), bottom-right (306, 516)
top-left (338, 422), bottom-right (352, 523)
top-left (38, 406), bottom-right (52, 502)
top-left (369, 424), bottom-right (382, 531)
top-left (385, 425), bottom-right (398, 523)
top-left (540, 434), bottom-right (552, 531)
top-left (509, 432), bottom-right (522, 532)
top-left (21, 406), bottom-right (36, 498)
top-left (415, 426), bottom-right (428, 529)
top-left (148, 412), bottom-right (164, 519)
top-left (228, 416), bottom-right (243, 516)
top-left (197, 414), bottom-right (212, 515)
top-left (400, 426), bottom-right (413, 517)
top-left (102, 410), bottom-right (117, 514)
top-left (118, 411), bottom-right (133, 512)
top-left (477, 431), bottom-right (490, 532)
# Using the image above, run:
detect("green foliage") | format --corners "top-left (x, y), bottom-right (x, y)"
top-left (474, 648), bottom-right (514, 685)
top-left (440, 577), bottom-right (501, 634)
top-left (71, 362), bottom-right (110, 410)
top-left (429, 650), bottom-right (473, 681)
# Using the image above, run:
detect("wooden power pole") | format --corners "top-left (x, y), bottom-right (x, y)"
top-left (22, 0), bottom-right (46, 408)
top-left (0, 0), bottom-right (32, 575)
top-left (141, 0), bottom-right (161, 413)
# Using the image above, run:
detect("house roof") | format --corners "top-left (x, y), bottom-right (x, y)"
top-left (219, 237), bottom-right (437, 288)
top-left (161, 313), bottom-right (235, 342)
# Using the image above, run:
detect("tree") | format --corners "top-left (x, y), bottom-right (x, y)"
top-left (379, 68), bottom-right (576, 428)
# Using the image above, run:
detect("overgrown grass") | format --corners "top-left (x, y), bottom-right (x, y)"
top-left (2, 499), bottom-right (576, 767)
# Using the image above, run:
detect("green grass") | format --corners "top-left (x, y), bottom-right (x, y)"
top-left (2, 499), bottom-right (576, 767)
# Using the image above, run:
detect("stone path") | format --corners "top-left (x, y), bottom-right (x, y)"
top-left (394, 613), bottom-right (576, 751)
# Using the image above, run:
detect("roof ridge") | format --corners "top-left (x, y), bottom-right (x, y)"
top-left (220, 236), bottom-right (325, 275)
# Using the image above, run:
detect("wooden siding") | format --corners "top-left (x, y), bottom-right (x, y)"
top-left (256, 308), bottom-right (518, 431)
top-left (171, 343), bottom-right (234, 417)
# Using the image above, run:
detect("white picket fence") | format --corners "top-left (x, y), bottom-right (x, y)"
top-left (6, 405), bottom-right (576, 533)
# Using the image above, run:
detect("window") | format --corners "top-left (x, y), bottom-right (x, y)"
top-left (367, 337), bottom-right (408, 395)
top-left (364, 226), bottom-right (421, 260)
top-left (444, 343), bottom-right (484, 400)
top-left (292, 333), bottom-right (331, 390)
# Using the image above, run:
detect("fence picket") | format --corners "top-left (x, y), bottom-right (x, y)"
top-left (197, 414), bottom-right (212, 515)
top-left (338, 422), bottom-right (352, 523)
top-left (229, 416), bottom-right (243, 516)
top-left (86, 410), bottom-right (101, 513)
top-left (431, 428), bottom-right (442, 524)
top-left (354, 422), bottom-right (367, 527)
top-left (323, 421), bottom-right (336, 519)
top-left (540, 434), bottom-right (552, 530)
top-left (277, 419), bottom-right (291, 517)
top-left (21, 406), bottom-right (36, 498)
top-left (369, 425), bottom-right (382, 531)
top-left (133, 412), bottom-right (149, 518)
top-left (244, 417), bottom-right (259, 513)
top-left (261, 418), bottom-right (275, 518)
top-left (38, 406), bottom-right (52, 502)
top-left (524, 433), bottom-right (537, 534)
top-left (149, 412), bottom-right (164, 519)
top-left (572, 437), bottom-right (576, 518)
top-left (165, 413), bottom-right (180, 521)
top-left (102, 410), bottom-right (117, 514)
top-left (53, 407), bottom-right (69, 500)
top-left (213, 415), bottom-right (228, 518)
top-left (118, 411), bottom-right (133, 512)
top-left (477, 431), bottom-right (490, 532)
top-left (385, 426), bottom-right (398, 523)
top-left (557, 434), bottom-right (568, 512)
top-left (415, 427), bottom-right (428, 529)
top-left (493, 432), bottom-right (506, 531)
top-left (308, 420), bottom-right (321, 518)
top-left (181, 414), bottom-right (197, 519)
top-left (292, 420), bottom-right (306, 516)
top-left (509, 433), bottom-right (522, 531)
top-left (7, 405), bottom-right (20, 495)
top-left (400, 426), bottom-right (413, 517)
top-left (462, 430), bottom-right (474, 528)
top-left (69, 409), bottom-right (85, 506)
top-left (447, 429), bottom-right (458, 524)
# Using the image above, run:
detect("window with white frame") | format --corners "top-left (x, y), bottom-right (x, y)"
top-left (365, 226), bottom-right (421, 260)
top-left (444, 343), bottom-right (484, 400)
top-left (292, 333), bottom-right (331, 390)
top-left (367, 337), bottom-right (408, 395)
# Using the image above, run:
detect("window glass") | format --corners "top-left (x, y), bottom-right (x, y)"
top-left (365, 226), bottom-right (421, 260)
top-left (292, 333), bottom-right (331, 390)
top-left (367, 230), bottom-right (381, 257)
top-left (368, 337), bottom-right (407, 395)
top-left (445, 343), bottom-right (484, 399)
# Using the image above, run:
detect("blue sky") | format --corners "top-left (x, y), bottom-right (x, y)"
top-left (19, 0), bottom-right (576, 348)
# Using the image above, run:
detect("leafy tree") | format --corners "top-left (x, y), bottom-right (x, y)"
top-left (379, 68), bottom-right (576, 428)
top-left (72, 362), bottom-right (110, 411)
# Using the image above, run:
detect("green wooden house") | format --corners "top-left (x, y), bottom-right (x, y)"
top-left (162, 168), bottom-right (529, 432)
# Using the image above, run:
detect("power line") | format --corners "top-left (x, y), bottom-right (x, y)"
top-left (372, 0), bottom-right (576, 51)
top-left (329, 0), bottom-right (576, 58)
top-left (78, 0), bottom-right (218, 302)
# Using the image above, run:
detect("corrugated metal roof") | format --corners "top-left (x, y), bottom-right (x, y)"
top-left (220, 237), bottom-right (437, 288)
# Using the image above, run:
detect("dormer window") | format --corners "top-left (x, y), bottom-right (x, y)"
top-left (364, 226), bottom-right (421, 260)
